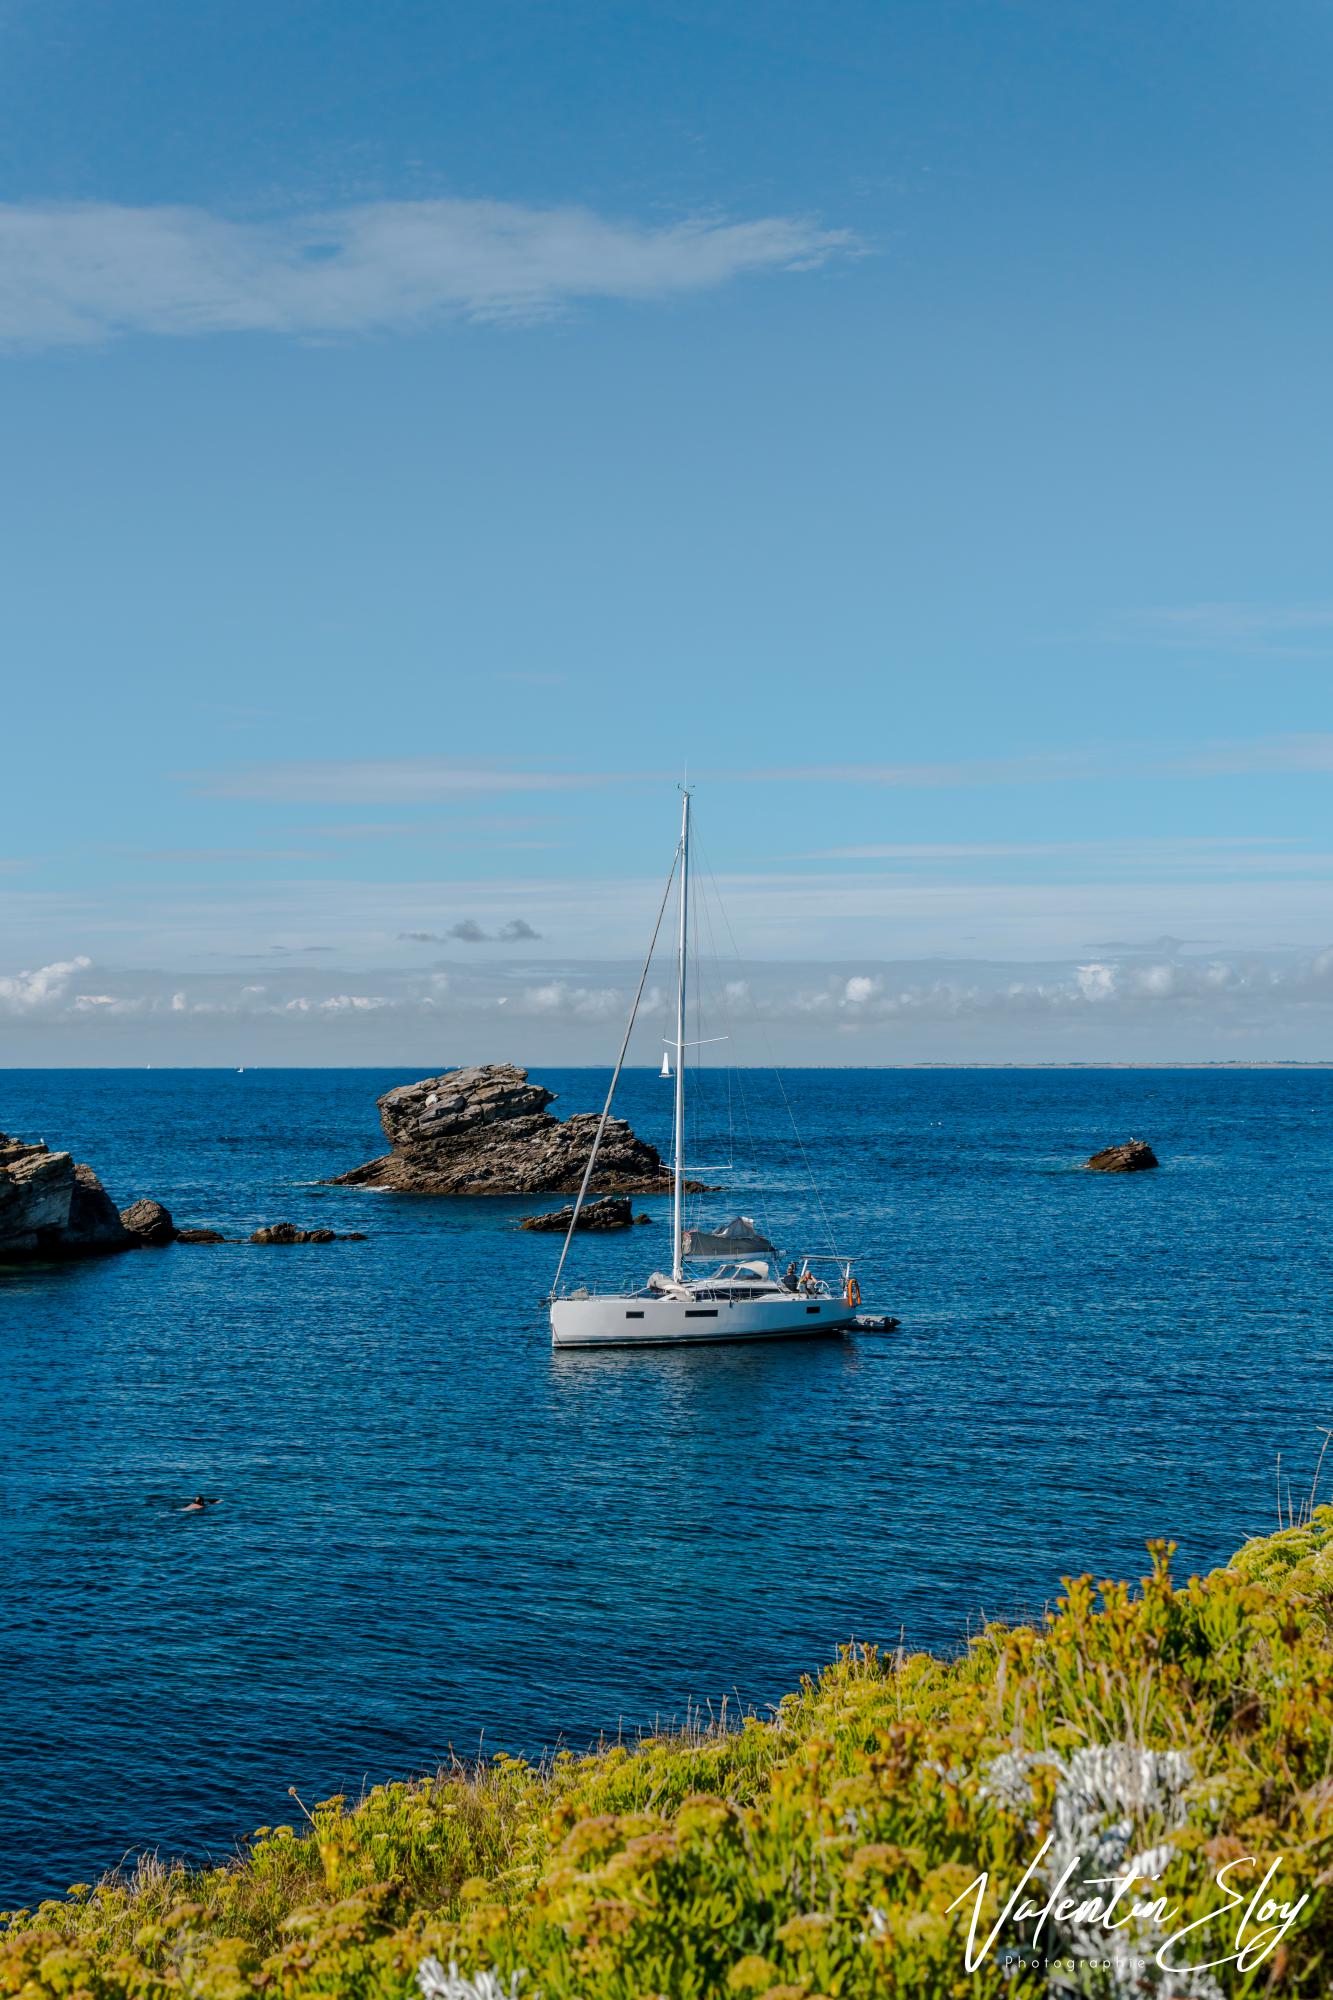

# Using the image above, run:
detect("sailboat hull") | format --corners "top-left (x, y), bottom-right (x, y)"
top-left (550, 1292), bottom-right (856, 1349)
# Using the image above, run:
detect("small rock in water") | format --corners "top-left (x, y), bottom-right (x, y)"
top-left (519, 1195), bottom-right (648, 1232)
top-left (1086, 1139), bottom-right (1159, 1174)
top-left (249, 1221), bottom-right (364, 1244)
top-left (120, 1198), bottom-right (176, 1246)
top-left (177, 1227), bottom-right (228, 1244)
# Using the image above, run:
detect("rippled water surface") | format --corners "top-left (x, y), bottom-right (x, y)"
top-left (3, 1065), bottom-right (1332, 1903)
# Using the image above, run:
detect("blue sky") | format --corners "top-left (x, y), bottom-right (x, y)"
top-left (4, 0), bottom-right (1333, 1062)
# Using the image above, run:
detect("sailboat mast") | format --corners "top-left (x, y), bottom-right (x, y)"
top-left (671, 788), bottom-right (691, 1282)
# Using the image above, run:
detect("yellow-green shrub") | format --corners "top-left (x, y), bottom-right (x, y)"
top-left (4, 1518), bottom-right (1331, 1997)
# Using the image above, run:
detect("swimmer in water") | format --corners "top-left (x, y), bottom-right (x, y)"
top-left (182, 1494), bottom-right (214, 1513)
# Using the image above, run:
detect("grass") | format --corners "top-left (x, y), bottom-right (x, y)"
top-left (6, 1514), bottom-right (1333, 1997)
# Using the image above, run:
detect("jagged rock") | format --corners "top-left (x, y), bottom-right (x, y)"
top-left (520, 1196), bottom-right (653, 1232)
top-left (381, 1065), bottom-right (555, 1149)
top-left (65, 1164), bottom-right (133, 1250)
top-left (1086, 1139), bottom-right (1159, 1174)
top-left (325, 1062), bottom-right (695, 1196)
top-left (0, 1147), bottom-right (75, 1252)
top-left (0, 1132), bottom-right (50, 1168)
top-left (120, 1198), bottom-right (177, 1246)
top-left (249, 1221), bottom-right (364, 1244)
top-left (177, 1227), bottom-right (227, 1244)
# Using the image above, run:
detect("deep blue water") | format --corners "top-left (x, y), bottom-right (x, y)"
top-left (3, 1065), bottom-right (1332, 1906)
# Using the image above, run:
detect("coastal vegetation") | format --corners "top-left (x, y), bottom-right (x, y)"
top-left (5, 1515), bottom-right (1333, 1997)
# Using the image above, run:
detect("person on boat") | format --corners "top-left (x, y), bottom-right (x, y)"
top-left (783, 1261), bottom-right (800, 1291)
top-left (799, 1269), bottom-right (818, 1296)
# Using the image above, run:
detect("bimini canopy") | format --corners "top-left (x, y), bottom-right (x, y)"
top-left (682, 1215), bottom-right (776, 1260)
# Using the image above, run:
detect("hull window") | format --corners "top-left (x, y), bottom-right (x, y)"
top-left (684, 1308), bottom-right (719, 1319)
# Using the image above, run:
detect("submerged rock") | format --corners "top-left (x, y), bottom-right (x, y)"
top-left (520, 1196), bottom-right (652, 1232)
top-left (326, 1062), bottom-right (695, 1196)
top-left (120, 1198), bottom-right (176, 1246)
top-left (0, 1134), bottom-right (158, 1259)
top-left (1086, 1139), bottom-right (1159, 1174)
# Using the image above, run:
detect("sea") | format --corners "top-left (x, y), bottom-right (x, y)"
top-left (3, 1065), bottom-right (1331, 1906)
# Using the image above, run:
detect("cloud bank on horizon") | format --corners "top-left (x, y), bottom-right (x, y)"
top-left (7, 945), bottom-right (1333, 1065)
top-left (0, 198), bottom-right (853, 347)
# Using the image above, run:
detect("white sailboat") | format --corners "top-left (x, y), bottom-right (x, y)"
top-left (549, 790), bottom-right (863, 1349)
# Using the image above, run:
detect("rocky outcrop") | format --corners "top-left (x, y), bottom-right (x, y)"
top-left (326, 1063), bottom-right (694, 1196)
top-left (120, 1199), bottom-right (176, 1247)
top-left (519, 1196), bottom-right (652, 1232)
top-left (177, 1227), bottom-right (227, 1244)
top-left (1086, 1139), bottom-right (1159, 1174)
top-left (249, 1222), bottom-right (367, 1244)
top-left (0, 1131), bottom-right (181, 1258)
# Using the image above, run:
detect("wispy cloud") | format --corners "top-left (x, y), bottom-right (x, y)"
top-left (191, 752), bottom-right (1087, 802)
top-left (1179, 734), bottom-right (1333, 777)
top-left (192, 760), bottom-right (607, 802)
top-left (192, 735), bottom-right (1333, 805)
top-left (736, 754), bottom-right (1097, 788)
top-left (1118, 603), bottom-right (1333, 655)
top-left (803, 836), bottom-right (1325, 873)
top-left (0, 198), bottom-right (853, 349)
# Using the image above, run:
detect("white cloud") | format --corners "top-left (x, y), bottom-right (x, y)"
top-left (1075, 962), bottom-right (1117, 1002)
top-left (0, 955), bottom-right (91, 1011)
top-left (0, 198), bottom-right (853, 349)
top-left (518, 980), bottom-right (622, 1019)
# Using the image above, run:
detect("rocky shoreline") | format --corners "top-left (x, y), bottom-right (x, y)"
top-left (325, 1063), bottom-right (698, 1197)
top-left (0, 1133), bottom-right (367, 1259)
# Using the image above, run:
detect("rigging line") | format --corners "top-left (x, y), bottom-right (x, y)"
top-left (693, 852), bottom-right (771, 1243)
top-left (550, 841), bottom-right (680, 1298)
top-left (694, 832), bottom-right (837, 1257)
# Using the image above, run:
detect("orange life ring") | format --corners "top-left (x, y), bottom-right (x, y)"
top-left (845, 1276), bottom-right (861, 1308)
